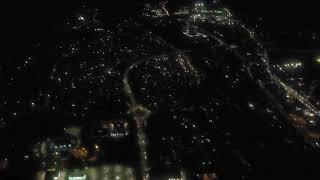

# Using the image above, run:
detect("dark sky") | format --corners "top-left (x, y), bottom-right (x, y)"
top-left (226, 0), bottom-right (319, 28)
top-left (1, 0), bottom-right (318, 25)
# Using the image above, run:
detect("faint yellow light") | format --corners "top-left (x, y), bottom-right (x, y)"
top-left (316, 57), bottom-right (320, 64)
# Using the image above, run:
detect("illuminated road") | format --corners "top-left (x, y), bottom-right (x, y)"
top-left (123, 47), bottom-right (198, 179)
top-left (36, 165), bottom-right (136, 180)
top-left (123, 56), bottom-right (154, 180)
top-left (196, 22), bottom-right (320, 148)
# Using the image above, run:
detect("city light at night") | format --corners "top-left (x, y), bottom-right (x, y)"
top-left (1, 0), bottom-right (320, 180)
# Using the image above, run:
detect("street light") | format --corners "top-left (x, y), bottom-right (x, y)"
top-left (316, 57), bottom-right (320, 64)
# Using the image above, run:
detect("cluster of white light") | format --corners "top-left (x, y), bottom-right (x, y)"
top-left (194, 2), bottom-right (204, 7)
top-left (150, 9), bottom-right (167, 17)
top-left (304, 109), bottom-right (316, 118)
top-left (68, 175), bottom-right (86, 180)
top-left (78, 16), bottom-right (85, 21)
top-left (110, 133), bottom-right (126, 137)
top-left (282, 62), bottom-right (302, 69)
top-left (202, 161), bottom-right (213, 165)
top-left (54, 144), bottom-right (72, 149)
top-left (248, 102), bottom-right (255, 110)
